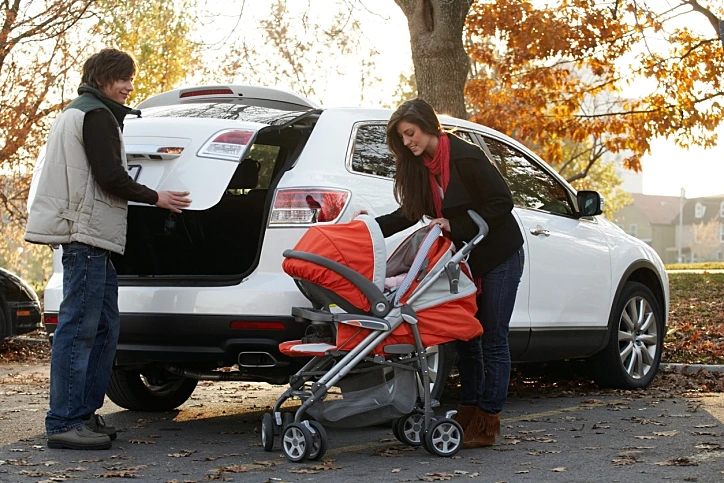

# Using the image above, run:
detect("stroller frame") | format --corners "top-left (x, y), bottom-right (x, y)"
top-left (262, 210), bottom-right (489, 461)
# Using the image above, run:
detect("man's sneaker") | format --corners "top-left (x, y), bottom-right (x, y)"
top-left (47, 425), bottom-right (111, 450)
top-left (83, 414), bottom-right (117, 440)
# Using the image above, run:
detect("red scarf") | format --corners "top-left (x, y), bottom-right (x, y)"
top-left (422, 132), bottom-right (450, 218)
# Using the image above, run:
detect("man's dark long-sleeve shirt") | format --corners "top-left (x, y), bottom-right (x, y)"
top-left (83, 108), bottom-right (158, 205)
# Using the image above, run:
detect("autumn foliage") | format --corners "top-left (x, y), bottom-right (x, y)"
top-left (465, 0), bottom-right (724, 182)
top-left (666, 273), bottom-right (724, 364)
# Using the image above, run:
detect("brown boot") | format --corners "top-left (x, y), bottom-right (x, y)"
top-left (463, 409), bottom-right (500, 449)
top-left (451, 405), bottom-right (476, 430)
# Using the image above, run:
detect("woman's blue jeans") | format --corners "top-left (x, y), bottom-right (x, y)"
top-left (455, 247), bottom-right (524, 414)
top-left (46, 243), bottom-right (120, 435)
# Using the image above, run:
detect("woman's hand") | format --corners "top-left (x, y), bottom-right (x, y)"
top-left (430, 217), bottom-right (450, 232)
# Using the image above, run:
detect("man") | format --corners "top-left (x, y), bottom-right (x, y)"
top-left (25, 48), bottom-right (191, 450)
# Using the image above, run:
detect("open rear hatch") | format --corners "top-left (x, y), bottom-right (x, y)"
top-left (112, 103), bottom-right (319, 283)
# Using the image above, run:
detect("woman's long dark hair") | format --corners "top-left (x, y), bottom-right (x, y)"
top-left (387, 98), bottom-right (442, 221)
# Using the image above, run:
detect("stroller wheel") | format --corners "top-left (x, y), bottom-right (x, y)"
top-left (424, 418), bottom-right (463, 457)
top-left (305, 420), bottom-right (328, 461)
top-left (282, 422), bottom-right (313, 462)
top-left (396, 412), bottom-right (424, 446)
top-left (261, 413), bottom-right (274, 452)
top-left (391, 418), bottom-right (403, 443)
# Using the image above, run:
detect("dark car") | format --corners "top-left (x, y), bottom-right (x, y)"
top-left (0, 267), bottom-right (43, 344)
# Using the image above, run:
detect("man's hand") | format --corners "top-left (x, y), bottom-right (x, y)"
top-left (155, 191), bottom-right (192, 213)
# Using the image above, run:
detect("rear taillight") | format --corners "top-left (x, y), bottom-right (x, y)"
top-left (270, 188), bottom-right (350, 225)
top-left (44, 314), bottom-right (58, 325)
top-left (197, 129), bottom-right (254, 161)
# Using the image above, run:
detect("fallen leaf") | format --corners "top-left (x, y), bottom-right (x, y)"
top-left (391, 468), bottom-right (402, 473)
top-left (218, 465), bottom-right (248, 473)
top-left (634, 435), bottom-right (657, 440)
top-left (167, 450), bottom-right (196, 458)
top-left (420, 473), bottom-right (453, 481)
top-left (95, 470), bottom-right (139, 478)
top-left (653, 431), bottom-right (678, 437)
top-left (695, 442), bottom-right (723, 450)
top-left (128, 440), bottom-right (155, 445)
top-left (514, 470), bottom-right (529, 474)
top-left (310, 461), bottom-right (341, 471)
top-left (551, 467), bottom-right (567, 472)
top-left (654, 457), bottom-right (698, 466)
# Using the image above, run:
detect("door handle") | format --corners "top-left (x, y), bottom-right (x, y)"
top-left (529, 227), bottom-right (550, 236)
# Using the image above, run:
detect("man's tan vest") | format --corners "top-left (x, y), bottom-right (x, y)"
top-left (25, 94), bottom-right (130, 254)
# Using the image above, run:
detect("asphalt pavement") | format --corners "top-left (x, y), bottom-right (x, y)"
top-left (1, 362), bottom-right (723, 482)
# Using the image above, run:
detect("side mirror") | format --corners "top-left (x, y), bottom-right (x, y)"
top-left (576, 190), bottom-right (604, 217)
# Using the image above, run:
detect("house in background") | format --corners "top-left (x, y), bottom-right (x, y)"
top-left (612, 193), bottom-right (724, 263)
top-left (612, 194), bottom-right (680, 263)
top-left (678, 195), bottom-right (724, 262)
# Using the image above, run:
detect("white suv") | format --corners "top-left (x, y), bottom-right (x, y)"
top-left (41, 85), bottom-right (669, 411)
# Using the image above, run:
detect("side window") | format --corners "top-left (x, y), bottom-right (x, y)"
top-left (350, 124), bottom-right (395, 179)
top-left (483, 136), bottom-right (574, 216)
top-left (450, 129), bottom-right (474, 143)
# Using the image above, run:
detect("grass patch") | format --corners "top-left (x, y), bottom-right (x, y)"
top-left (665, 273), bottom-right (724, 364)
top-left (665, 262), bottom-right (724, 270)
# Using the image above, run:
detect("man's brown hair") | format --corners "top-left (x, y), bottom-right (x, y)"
top-left (81, 48), bottom-right (136, 88)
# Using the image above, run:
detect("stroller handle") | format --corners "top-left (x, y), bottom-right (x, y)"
top-left (466, 209), bottom-right (489, 249)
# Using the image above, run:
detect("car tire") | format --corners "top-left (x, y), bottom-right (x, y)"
top-left (0, 295), bottom-right (9, 344)
top-left (589, 281), bottom-right (663, 389)
top-left (106, 367), bottom-right (198, 411)
top-left (425, 342), bottom-right (456, 402)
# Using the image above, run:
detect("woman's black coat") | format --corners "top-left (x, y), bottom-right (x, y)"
top-left (375, 134), bottom-right (524, 277)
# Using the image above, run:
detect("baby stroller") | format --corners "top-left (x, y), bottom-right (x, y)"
top-left (261, 210), bottom-right (489, 462)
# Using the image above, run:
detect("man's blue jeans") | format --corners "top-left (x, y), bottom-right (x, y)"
top-left (46, 242), bottom-right (120, 435)
top-left (455, 247), bottom-right (524, 415)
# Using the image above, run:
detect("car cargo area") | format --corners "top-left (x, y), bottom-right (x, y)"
top-left (112, 125), bottom-right (312, 279)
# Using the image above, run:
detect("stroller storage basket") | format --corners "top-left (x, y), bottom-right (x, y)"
top-left (306, 367), bottom-right (417, 428)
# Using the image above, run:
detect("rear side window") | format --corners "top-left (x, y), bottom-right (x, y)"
top-left (350, 124), bottom-right (395, 179)
top-left (350, 125), bottom-right (476, 180)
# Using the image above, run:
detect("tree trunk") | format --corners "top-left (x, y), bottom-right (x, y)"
top-left (394, 0), bottom-right (471, 119)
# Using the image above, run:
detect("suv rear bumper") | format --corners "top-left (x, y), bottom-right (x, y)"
top-left (44, 312), bottom-right (307, 375)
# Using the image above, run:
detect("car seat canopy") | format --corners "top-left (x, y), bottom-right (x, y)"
top-left (282, 215), bottom-right (386, 312)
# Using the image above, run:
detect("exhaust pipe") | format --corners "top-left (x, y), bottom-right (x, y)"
top-left (164, 364), bottom-right (269, 382)
top-left (238, 351), bottom-right (284, 368)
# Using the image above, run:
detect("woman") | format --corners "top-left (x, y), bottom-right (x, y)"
top-left (373, 98), bottom-right (524, 448)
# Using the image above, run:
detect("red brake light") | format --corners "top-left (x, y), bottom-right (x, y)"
top-left (212, 131), bottom-right (253, 145)
top-left (270, 189), bottom-right (350, 225)
top-left (197, 129), bottom-right (254, 161)
top-left (180, 88), bottom-right (234, 98)
top-left (44, 315), bottom-right (58, 325)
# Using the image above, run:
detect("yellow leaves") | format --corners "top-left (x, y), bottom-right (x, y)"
top-left (465, 0), bottom-right (723, 208)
